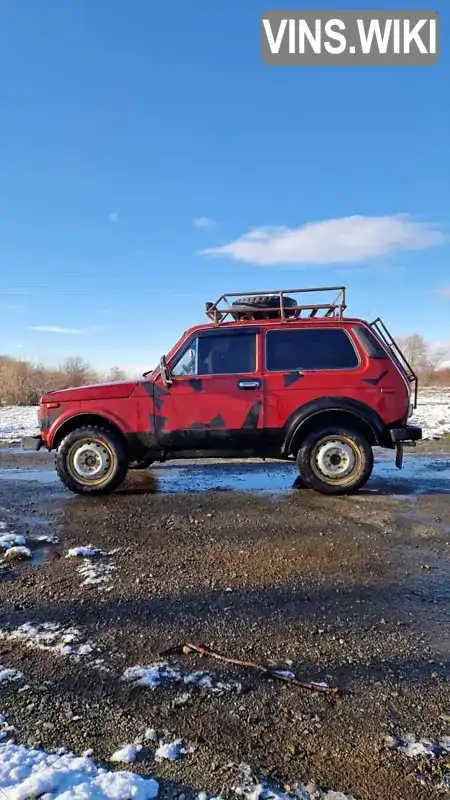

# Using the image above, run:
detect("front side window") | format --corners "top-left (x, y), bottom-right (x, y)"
top-left (171, 332), bottom-right (256, 377)
top-left (266, 328), bottom-right (359, 371)
top-left (171, 341), bottom-right (197, 376)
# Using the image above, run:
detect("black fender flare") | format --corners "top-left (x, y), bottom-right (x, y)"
top-left (282, 396), bottom-right (387, 455)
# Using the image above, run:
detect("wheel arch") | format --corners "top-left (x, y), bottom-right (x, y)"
top-left (51, 413), bottom-right (128, 452)
top-left (283, 397), bottom-right (384, 457)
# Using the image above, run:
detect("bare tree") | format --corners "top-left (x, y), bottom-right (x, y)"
top-left (103, 366), bottom-right (126, 383)
top-left (398, 333), bottom-right (428, 372)
top-left (58, 357), bottom-right (94, 388)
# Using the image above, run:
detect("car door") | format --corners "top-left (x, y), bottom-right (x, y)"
top-left (152, 327), bottom-right (264, 451)
top-left (263, 324), bottom-right (362, 441)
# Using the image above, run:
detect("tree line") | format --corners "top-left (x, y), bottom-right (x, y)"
top-left (0, 355), bottom-right (128, 406)
top-left (0, 332), bottom-right (448, 406)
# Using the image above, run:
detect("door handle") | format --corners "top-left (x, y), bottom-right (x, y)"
top-left (238, 380), bottom-right (261, 389)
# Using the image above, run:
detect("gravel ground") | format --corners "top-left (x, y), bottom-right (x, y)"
top-left (1, 444), bottom-right (450, 799)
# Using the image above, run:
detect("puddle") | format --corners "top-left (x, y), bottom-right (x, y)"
top-left (0, 454), bottom-right (449, 497)
top-left (404, 515), bottom-right (450, 535)
top-left (0, 469), bottom-right (56, 485)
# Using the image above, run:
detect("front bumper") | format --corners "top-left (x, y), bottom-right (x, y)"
top-left (21, 435), bottom-right (44, 452)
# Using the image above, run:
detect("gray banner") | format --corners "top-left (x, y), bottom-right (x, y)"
top-left (261, 10), bottom-right (440, 66)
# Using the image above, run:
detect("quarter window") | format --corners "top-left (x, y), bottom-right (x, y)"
top-left (266, 329), bottom-right (359, 371)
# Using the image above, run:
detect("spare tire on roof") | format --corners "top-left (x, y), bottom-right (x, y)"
top-left (231, 294), bottom-right (297, 320)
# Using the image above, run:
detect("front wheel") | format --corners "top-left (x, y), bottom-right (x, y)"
top-left (297, 427), bottom-right (373, 495)
top-left (56, 426), bottom-right (129, 495)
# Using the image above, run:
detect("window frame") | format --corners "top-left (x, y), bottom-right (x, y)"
top-left (170, 329), bottom-right (259, 377)
top-left (264, 326), bottom-right (361, 373)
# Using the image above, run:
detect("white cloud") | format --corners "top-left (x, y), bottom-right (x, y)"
top-left (29, 325), bottom-right (105, 334)
top-left (193, 216), bottom-right (217, 230)
top-left (109, 211), bottom-right (119, 224)
top-left (201, 214), bottom-right (446, 266)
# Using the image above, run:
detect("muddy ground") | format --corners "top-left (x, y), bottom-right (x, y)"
top-left (1, 443), bottom-right (450, 799)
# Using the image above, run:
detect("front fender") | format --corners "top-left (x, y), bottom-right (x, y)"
top-left (282, 396), bottom-right (386, 455)
top-left (45, 406), bottom-right (131, 448)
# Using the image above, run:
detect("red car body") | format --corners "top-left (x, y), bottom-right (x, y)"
top-left (22, 287), bottom-right (422, 495)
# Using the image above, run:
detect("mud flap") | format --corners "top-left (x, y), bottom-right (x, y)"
top-left (395, 443), bottom-right (404, 470)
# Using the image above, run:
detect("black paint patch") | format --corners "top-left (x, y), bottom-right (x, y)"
top-left (363, 369), bottom-right (389, 386)
top-left (284, 372), bottom-right (304, 388)
top-left (41, 410), bottom-right (63, 431)
top-left (153, 384), bottom-right (170, 410)
top-left (242, 401), bottom-right (262, 429)
top-left (189, 414), bottom-right (226, 430)
top-left (210, 414), bottom-right (225, 428)
top-left (189, 379), bottom-right (203, 393)
top-left (154, 414), bottom-right (168, 430)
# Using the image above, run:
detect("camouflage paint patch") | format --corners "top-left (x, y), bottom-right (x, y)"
top-left (283, 372), bottom-right (304, 388)
top-left (242, 401), bottom-right (262, 429)
top-left (363, 369), bottom-right (389, 386)
top-left (188, 379), bottom-right (203, 393)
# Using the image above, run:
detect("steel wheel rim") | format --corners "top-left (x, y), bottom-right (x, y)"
top-left (311, 436), bottom-right (362, 486)
top-left (67, 439), bottom-right (114, 486)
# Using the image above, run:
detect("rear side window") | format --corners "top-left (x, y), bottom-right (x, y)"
top-left (266, 328), bottom-right (359, 371)
top-left (353, 326), bottom-right (387, 359)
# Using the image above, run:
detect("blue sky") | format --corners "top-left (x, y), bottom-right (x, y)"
top-left (0, 0), bottom-right (449, 375)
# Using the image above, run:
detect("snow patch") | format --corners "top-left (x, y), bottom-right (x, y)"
top-left (385, 732), bottom-right (450, 758)
top-left (233, 763), bottom-right (357, 800)
top-left (0, 533), bottom-right (26, 549)
top-left (0, 741), bottom-right (158, 799)
top-left (77, 559), bottom-right (116, 588)
top-left (110, 743), bottom-right (142, 763)
top-left (411, 389), bottom-right (450, 440)
top-left (122, 662), bottom-right (242, 694)
top-left (0, 666), bottom-right (24, 684)
top-left (2, 546), bottom-right (31, 561)
top-left (0, 405), bottom-right (39, 441)
top-left (0, 622), bottom-right (103, 664)
top-left (155, 738), bottom-right (190, 761)
top-left (66, 546), bottom-right (103, 558)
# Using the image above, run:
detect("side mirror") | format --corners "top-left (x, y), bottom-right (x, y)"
top-left (159, 354), bottom-right (172, 388)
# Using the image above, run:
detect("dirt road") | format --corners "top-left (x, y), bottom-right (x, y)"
top-left (1, 445), bottom-right (450, 799)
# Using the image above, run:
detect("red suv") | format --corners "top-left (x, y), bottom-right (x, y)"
top-left (22, 287), bottom-right (421, 496)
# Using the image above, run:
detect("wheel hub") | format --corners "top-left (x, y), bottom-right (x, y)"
top-left (315, 439), bottom-right (356, 479)
top-left (70, 441), bottom-right (111, 482)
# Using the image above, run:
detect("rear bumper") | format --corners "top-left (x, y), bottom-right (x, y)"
top-left (390, 425), bottom-right (422, 444)
top-left (21, 435), bottom-right (44, 451)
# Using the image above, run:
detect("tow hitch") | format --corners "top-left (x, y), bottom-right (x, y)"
top-left (395, 443), bottom-right (404, 470)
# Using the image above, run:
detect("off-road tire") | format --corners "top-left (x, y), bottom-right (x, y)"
top-left (129, 457), bottom-right (154, 470)
top-left (231, 294), bottom-right (297, 320)
top-left (56, 425), bottom-right (129, 495)
top-left (296, 426), bottom-right (373, 495)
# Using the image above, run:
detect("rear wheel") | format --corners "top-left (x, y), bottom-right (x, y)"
top-left (56, 425), bottom-right (128, 495)
top-left (296, 427), bottom-right (373, 495)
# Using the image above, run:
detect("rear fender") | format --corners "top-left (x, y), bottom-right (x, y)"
top-left (283, 396), bottom-right (387, 455)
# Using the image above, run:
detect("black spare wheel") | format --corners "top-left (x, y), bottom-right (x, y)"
top-left (231, 295), bottom-right (297, 320)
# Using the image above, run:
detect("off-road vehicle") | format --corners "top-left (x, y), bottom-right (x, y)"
top-left (22, 286), bottom-right (422, 495)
